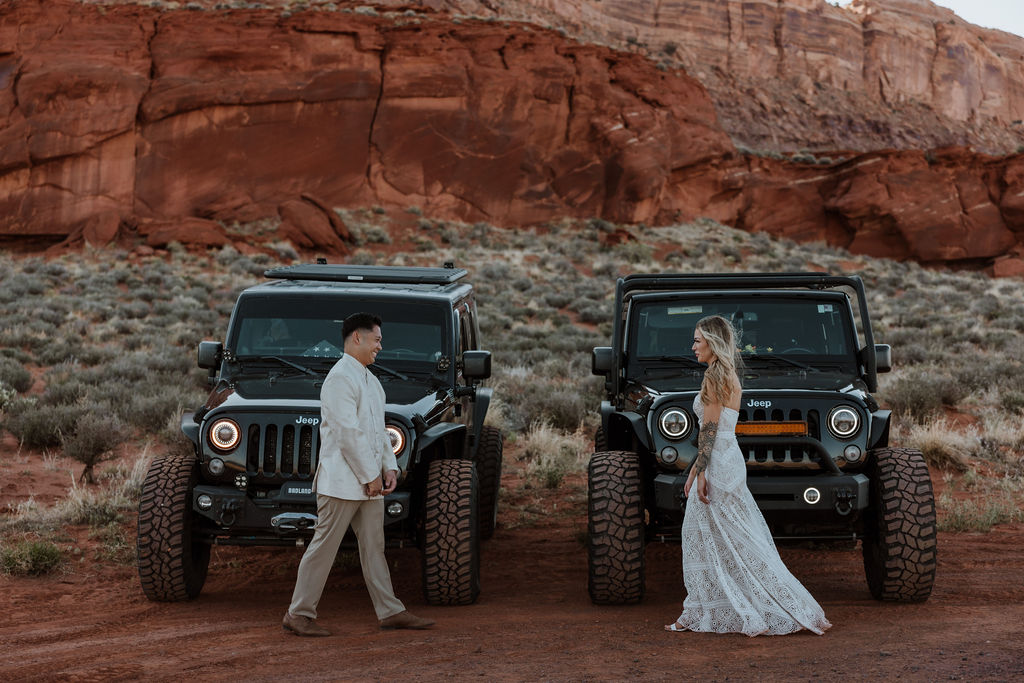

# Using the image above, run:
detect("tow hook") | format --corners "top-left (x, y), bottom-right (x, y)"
top-left (219, 499), bottom-right (241, 527)
top-left (834, 487), bottom-right (855, 516)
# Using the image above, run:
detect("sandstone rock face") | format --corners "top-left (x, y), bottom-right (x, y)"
top-left (0, 0), bottom-right (729, 237)
top-left (2, 0), bottom-right (1024, 275)
top-left (400, 0), bottom-right (1024, 154)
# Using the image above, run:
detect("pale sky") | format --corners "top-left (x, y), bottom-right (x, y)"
top-left (842, 1), bottom-right (1024, 39)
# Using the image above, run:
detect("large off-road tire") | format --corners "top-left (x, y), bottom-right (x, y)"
top-left (474, 426), bottom-right (503, 540)
top-left (862, 447), bottom-right (937, 602)
top-left (593, 427), bottom-right (607, 452)
top-left (587, 450), bottom-right (645, 604)
top-left (422, 459), bottom-right (480, 606)
top-left (137, 452), bottom-right (211, 601)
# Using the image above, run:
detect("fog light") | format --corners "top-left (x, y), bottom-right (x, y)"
top-left (386, 501), bottom-right (404, 517)
top-left (208, 458), bottom-right (225, 475)
top-left (843, 445), bottom-right (862, 463)
top-left (660, 446), bottom-right (679, 464)
top-left (803, 487), bottom-right (821, 504)
top-left (197, 494), bottom-right (213, 511)
top-left (234, 473), bottom-right (248, 491)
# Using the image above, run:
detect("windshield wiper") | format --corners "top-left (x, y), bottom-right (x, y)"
top-left (370, 362), bottom-right (409, 381)
top-left (744, 353), bottom-right (820, 373)
top-left (651, 355), bottom-right (703, 367)
top-left (236, 355), bottom-right (317, 376)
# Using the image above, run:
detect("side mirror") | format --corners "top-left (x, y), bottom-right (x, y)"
top-left (198, 341), bottom-right (223, 370)
top-left (592, 347), bottom-right (613, 375)
top-left (875, 344), bottom-right (892, 373)
top-left (462, 350), bottom-right (491, 380)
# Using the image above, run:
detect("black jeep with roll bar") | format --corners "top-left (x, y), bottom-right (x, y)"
top-left (136, 262), bottom-right (503, 606)
top-left (587, 272), bottom-right (936, 604)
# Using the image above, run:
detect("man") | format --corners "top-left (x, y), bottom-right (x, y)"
top-left (283, 312), bottom-right (434, 636)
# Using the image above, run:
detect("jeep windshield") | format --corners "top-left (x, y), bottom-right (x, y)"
top-left (227, 295), bottom-right (449, 376)
top-left (626, 293), bottom-right (859, 391)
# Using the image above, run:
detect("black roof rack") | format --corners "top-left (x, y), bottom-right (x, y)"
top-left (264, 264), bottom-right (468, 285)
top-left (620, 272), bottom-right (859, 296)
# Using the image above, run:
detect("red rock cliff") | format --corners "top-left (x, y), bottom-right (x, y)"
top-left (1, 0), bottom-right (1023, 275)
top-left (397, 0), bottom-right (1024, 154)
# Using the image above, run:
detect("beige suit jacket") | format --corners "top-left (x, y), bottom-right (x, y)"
top-left (314, 353), bottom-right (397, 501)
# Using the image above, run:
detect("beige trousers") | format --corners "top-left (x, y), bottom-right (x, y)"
top-left (288, 494), bottom-right (405, 621)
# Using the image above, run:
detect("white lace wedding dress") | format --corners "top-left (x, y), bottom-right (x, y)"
top-left (673, 394), bottom-right (832, 636)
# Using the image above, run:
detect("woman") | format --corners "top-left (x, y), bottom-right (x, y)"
top-left (665, 315), bottom-right (831, 636)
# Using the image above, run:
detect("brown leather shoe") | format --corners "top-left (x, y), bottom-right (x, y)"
top-left (282, 612), bottom-right (331, 637)
top-left (379, 610), bottom-right (435, 630)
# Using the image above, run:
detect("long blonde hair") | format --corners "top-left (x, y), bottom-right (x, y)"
top-left (696, 315), bottom-right (740, 406)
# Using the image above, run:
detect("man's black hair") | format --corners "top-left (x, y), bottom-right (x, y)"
top-left (342, 312), bottom-right (383, 340)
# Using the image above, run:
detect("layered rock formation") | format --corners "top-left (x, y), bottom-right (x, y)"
top-left (0, 0), bottom-right (730, 248)
top-left (2, 0), bottom-right (1024, 275)
top-left (392, 0), bottom-right (1024, 154)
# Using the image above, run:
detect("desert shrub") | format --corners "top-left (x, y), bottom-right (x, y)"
top-left (521, 421), bottom-right (588, 489)
top-left (571, 300), bottom-right (609, 324)
top-left (0, 537), bottom-right (62, 576)
top-left (952, 358), bottom-right (1006, 395)
top-left (2, 398), bottom-right (85, 449)
top-left (1000, 390), bottom-right (1024, 415)
top-left (0, 356), bottom-right (32, 392)
top-left (937, 492), bottom-right (1024, 532)
top-left (881, 370), bottom-right (969, 421)
top-left (61, 406), bottom-right (126, 483)
top-left (34, 338), bottom-right (84, 366)
top-left (902, 420), bottom-right (975, 472)
top-left (0, 381), bottom-right (15, 411)
top-left (493, 375), bottom-right (594, 432)
top-left (90, 523), bottom-right (134, 564)
top-left (117, 385), bottom-right (204, 435)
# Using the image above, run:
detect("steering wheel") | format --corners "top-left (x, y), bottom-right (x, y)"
top-left (386, 348), bottom-right (418, 359)
top-left (781, 347), bottom-right (815, 354)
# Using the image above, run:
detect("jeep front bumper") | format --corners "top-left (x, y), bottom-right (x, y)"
top-left (654, 472), bottom-right (868, 516)
top-left (191, 485), bottom-right (412, 534)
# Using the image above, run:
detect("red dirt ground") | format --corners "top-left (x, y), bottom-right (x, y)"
top-left (1, 444), bottom-right (1023, 682)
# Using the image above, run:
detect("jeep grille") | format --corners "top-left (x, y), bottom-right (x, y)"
top-left (739, 408), bottom-right (823, 469)
top-left (245, 422), bottom-right (320, 478)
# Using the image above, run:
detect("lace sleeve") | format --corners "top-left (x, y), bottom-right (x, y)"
top-left (693, 419), bottom-right (718, 476)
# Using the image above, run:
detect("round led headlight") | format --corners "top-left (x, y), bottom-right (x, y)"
top-left (658, 408), bottom-right (691, 440)
top-left (386, 425), bottom-right (406, 455)
top-left (386, 501), bottom-right (404, 517)
top-left (209, 419), bottom-right (241, 451)
top-left (196, 494), bottom-right (213, 511)
top-left (803, 487), bottom-right (821, 505)
top-left (208, 458), bottom-right (225, 476)
top-left (843, 445), bottom-right (863, 463)
top-left (827, 406), bottom-right (860, 439)
top-left (660, 446), bottom-right (679, 464)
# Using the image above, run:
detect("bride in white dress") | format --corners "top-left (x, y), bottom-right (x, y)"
top-left (665, 315), bottom-right (831, 637)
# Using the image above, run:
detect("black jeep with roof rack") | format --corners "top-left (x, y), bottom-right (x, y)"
top-left (137, 262), bottom-right (503, 606)
top-left (587, 272), bottom-right (936, 605)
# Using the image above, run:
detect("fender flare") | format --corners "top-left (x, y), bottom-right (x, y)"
top-left (601, 408), bottom-right (652, 453)
top-left (181, 413), bottom-right (200, 447)
top-left (415, 422), bottom-right (468, 465)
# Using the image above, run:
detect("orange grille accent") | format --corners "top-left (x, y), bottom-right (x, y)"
top-left (735, 421), bottom-right (808, 436)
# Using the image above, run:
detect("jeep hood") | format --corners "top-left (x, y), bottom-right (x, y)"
top-left (639, 370), bottom-right (856, 393)
top-left (204, 377), bottom-right (439, 410)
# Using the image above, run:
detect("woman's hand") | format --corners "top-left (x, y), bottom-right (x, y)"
top-left (684, 469), bottom-right (695, 499)
top-left (696, 472), bottom-right (710, 504)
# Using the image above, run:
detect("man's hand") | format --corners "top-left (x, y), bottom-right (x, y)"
top-left (382, 470), bottom-right (398, 495)
top-left (364, 475), bottom-right (383, 497)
